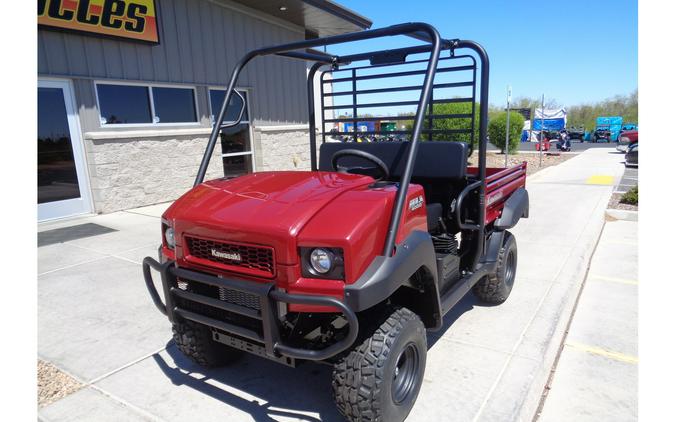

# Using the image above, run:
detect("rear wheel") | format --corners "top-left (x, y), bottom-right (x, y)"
top-left (473, 231), bottom-right (518, 304)
top-left (332, 307), bottom-right (427, 422)
top-left (172, 320), bottom-right (242, 367)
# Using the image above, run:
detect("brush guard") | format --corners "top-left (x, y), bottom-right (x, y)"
top-left (142, 257), bottom-right (359, 362)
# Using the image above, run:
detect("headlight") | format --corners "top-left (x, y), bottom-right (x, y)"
top-left (310, 248), bottom-right (333, 274)
top-left (620, 136), bottom-right (629, 143)
top-left (300, 247), bottom-right (344, 279)
top-left (164, 227), bottom-right (176, 249)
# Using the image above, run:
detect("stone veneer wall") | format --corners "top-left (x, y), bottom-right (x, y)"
top-left (83, 130), bottom-right (224, 213)
top-left (253, 125), bottom-right (312, 172)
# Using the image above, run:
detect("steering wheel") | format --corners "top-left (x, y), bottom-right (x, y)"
top-left (331, 149), bottom-right (390, 181)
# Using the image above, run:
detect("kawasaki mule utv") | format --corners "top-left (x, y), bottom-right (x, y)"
top-left (143, 22), bottom-right (529, 421)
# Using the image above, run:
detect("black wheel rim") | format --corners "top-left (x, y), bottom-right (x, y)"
top-left (391, 342), bottom-right (420, 404)
top-left (505, 250), bottom-right (516, 288)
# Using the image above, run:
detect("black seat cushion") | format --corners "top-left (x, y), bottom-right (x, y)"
top-left (319, 141), bottom-right (468, 182)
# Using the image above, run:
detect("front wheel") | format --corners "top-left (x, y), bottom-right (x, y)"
top-left (473, 231), bottom-right (518, 304)
top-left (172, 320), bottom-right (242, 367)
top-left (332, 307), bottom-right (427, 422)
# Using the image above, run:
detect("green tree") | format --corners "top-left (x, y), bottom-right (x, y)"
top-left (488, 111), bottom-right (525, 154)
top-left (567, 90), bottom-right (638, 130)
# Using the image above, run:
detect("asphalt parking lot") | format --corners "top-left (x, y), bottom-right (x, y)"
top-left (516, 140), bottom-right (617, 153)
top-left (616, 164), bottom-right (638, 194)
top-left (38, 147), bottom-right (626, 422)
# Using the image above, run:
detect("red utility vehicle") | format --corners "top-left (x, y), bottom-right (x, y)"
top-left (143, 23), bottom-right (529, 421)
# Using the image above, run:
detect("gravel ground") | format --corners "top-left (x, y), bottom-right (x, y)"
top-left (38, 360), bottom-right (83, 407)
top-left (607, 192), bottom-right (638, 211)
top-left (469, 151), bottom-right (576, 176)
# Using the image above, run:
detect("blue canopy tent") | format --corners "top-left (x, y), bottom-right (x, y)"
top-left (532, 107), bottom-right (567, 131)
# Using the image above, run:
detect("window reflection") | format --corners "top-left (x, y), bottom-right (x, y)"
top-left (38, 87), bottom-right (81, 203)
top-left (223, 154), bottom-right (253, 178)
top-left (220, 124), bottom-right (251, 154)
top-left (153, 87), bottom-right (197, 123)
top-left (209, 89), bottom-right (249, 122)
top-left (97, 84), bottom-right (152, 124)
top-left (220, 124), bottom-right (253, 178)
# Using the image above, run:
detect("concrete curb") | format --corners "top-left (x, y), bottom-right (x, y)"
top-left (511, 187), bottom-right (614, 421)
top-left (605, 209), bottom-right (638, 221)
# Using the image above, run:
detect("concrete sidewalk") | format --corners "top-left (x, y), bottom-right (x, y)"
top-left (38, 147), bottom-right (624, 422)
top-left (538, 217), bottom-right (638, 422)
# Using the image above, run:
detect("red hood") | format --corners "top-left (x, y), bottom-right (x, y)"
top-left (163, 171), bottom-right (374, 265)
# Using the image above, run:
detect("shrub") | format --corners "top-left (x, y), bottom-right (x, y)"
top-left (428, 102), bottom-right (481, 149)
top-left (488, 111), bottom-right (525, 154)
top-left (399, 102), bottom-right (482, 150)
top-left (620, 185), bottom-right (638, 205)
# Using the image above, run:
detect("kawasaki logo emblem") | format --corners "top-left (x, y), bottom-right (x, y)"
top-left (211, 249), bottom-right (242, 261)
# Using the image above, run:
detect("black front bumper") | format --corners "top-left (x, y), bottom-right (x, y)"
top-left (143, 257), bottom-right (359, 362)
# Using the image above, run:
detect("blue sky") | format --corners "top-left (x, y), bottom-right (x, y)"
top-left (330, 0), bottom-right (637, 108)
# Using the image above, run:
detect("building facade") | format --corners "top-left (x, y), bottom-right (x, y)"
top-left (37, 0), bottom-right (369, 220)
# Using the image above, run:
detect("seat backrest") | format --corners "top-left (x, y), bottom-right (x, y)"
top-left (318, 141), bottom-right (468, 181)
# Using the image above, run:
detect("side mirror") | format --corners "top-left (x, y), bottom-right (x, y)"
top-left (219, 90), bottom-right (246, 130)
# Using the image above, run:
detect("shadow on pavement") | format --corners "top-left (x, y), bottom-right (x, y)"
top-left (426, 293), bottom-right (484, 349)
top-left (154, 341), bottom-right (344, 422)
top-left (151, 292), bottom-right (484, 421)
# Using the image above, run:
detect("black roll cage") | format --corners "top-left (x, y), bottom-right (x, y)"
top-left (194, 22), bottom-right (490, 264)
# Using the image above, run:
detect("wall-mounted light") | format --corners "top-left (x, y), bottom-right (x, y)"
top-left (279, 6), bottom-right (287, 11)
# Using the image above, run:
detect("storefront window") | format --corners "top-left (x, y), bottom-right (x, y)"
top-left (209, 90), bottom-right (249, 122)
top-left (96, 83), bottom-right (198, 125)
top-left (152, 87), bottom-right (197, 123)
top-left (97, 84), bottom-right (152, 124)
top-left (209, 89), bottom-right (254, 178)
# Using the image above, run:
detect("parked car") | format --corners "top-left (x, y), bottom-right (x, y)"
top-left (625, 143), bottom-right (638, 167)
top-left (616, 129), bottom-right (638, 152)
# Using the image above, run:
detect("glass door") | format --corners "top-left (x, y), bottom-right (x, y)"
top-left (38, 80), bottom-right (92, 221)
top-left (208, 88), bottom-right (255, 178)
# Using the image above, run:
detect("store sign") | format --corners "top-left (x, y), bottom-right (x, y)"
top-left (38, 0), bottom-right (159, 44)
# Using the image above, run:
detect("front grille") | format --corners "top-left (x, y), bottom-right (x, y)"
top-left (178, 277), bottom-right (261, 311)
top-left (219, 287), bottom-right (261, 310)
top-left (184, 236), bottom-right (275, 278)
top-left (175, 278), bottom-right (263, 334)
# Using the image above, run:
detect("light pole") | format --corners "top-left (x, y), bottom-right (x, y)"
top-left (505, 85), bottom-right (511, 167)
top-left (539, 93), bottom-right (545, 167)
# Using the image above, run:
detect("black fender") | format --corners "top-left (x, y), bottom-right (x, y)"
top-left (494, 188), bottom-right (529, 230)
top-left (483, 230), bottom-right (505, 265)
top-left (344, 230), bottom-right (443, 329)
